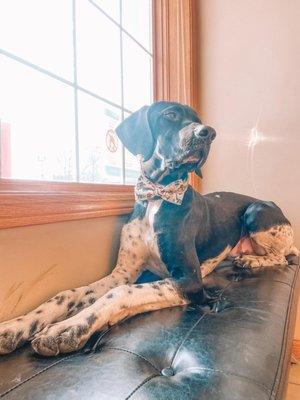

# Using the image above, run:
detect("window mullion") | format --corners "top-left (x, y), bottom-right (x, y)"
top-left (120, 0), bottom-right (125, 185)
top-left (72, 0), bottom-right (80, 182)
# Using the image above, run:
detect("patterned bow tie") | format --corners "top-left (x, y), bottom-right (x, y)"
top-left (135, 174), bottom-right (189, 205)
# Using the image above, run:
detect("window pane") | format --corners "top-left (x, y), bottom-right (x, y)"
top-left (0, 56), bottom-right (76, 181)
top-left (76, 0), bottom-right (122, 106)
top-left (92, 0), bottom-right (120, 22)
top-left (122, 0), bottom-right (152, 51)
top-left (0, 0), bottom-right (73, 80)
top-left (78, 92), bottom-right (123, 184)
top-left (123, 36), bottom-right (152, 111)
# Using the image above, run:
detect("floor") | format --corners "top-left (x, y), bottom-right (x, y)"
top-left (286, 362), bottom-right (300, 399)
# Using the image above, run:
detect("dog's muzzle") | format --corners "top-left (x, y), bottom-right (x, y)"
top-left (166, 122), bottom-right (217, 169)
top-left (179, 123), bottom-right (216, 147)
top-left (193, 124), bottom-right (216, 141)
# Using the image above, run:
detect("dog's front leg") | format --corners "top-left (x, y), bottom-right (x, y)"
top-left (161, 239), bottom-right (206, 305)
top-left (32, 279), bottom-right (188, 356)
top-left (0, 217), bottom-right (148, 354)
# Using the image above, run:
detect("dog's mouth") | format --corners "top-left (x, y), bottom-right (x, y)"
top-left (165, 148), bottom-right (205, 170)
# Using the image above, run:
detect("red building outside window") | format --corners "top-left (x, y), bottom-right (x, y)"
top-left (0, 121), bottom-right (11, 178)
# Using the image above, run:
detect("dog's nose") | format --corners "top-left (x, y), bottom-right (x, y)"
top-left (194, 125), bottom-right (216, 141)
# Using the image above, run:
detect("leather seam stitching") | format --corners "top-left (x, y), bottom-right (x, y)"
top-left (89, 325), bottom-right (116, 352)
top-left (124, 373), bottom-right (159, 400)
top-left (170, 312), bottom-right (208, 367)
top-left (270, 258), bottom-right (299, 399)
top-left (181, 366), bottom-right (271, 393)
top-left (213, 305), bottom-right (287, 316)
top-left (231, 278), bottom-right (294, 287)
top-left (103, 346), bottom-right (161, 373)
top-left (170, 282), bottom-right (233, 367)
top-left (0, 353), bottom-right (78, 398)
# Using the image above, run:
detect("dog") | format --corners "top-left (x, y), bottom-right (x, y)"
top-left (0, 101), bottom-right (298, 357)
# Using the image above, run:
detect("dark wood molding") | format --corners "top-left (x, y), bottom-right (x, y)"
top-left (0, 179), bottom-right (134, 229)
top-left (153, 0), bottom-right (201, 191)
top-left (0, 178), bottom-right (134, 193)
top-left (292, 339), bottom-right (300, 360)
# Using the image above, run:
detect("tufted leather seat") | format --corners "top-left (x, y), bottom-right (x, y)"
top-left (0, 258), bottom-right (299, 400)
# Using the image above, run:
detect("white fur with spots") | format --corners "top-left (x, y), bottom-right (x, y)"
top-left (200, 245), bottom-right (232, 278)
top-left (0, 201), bottom-right (174, 355)
top-left (31, 279), bottom-right (187, 356)
top-left (235, 224), bottom-right (299, 268)
top-left (0, 209), bottom-right (298, 355)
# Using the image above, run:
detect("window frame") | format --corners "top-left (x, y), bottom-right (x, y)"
top-left (0, 0), bottom-right (200, 229)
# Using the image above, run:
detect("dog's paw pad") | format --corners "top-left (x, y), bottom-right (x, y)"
top-left (0, 321), bottom-right (28, 355)
top-left (57, 325), bottom-right (91, 353)
top-left (234, 256), bottom-right (260, 269)
top-left (31, 335), bottom-right (59, 356)
top-left (31, 323), bottom-right (90, 356)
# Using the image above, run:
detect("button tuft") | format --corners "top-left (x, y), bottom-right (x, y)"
top-left (161, 367), bottom-right (174, 377)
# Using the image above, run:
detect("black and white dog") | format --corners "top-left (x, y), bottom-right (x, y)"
top-left (0, 101), bottom-right (298, 356)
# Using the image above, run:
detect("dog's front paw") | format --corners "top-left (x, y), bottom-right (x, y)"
top-left (234, 255), bottom-right (261, 269)
top-left (234, 254), bottom-right (288, 269)
top-left (0, 317), bottom-right (31, 354)
top-left (31, 315), bottom-right (97, 356)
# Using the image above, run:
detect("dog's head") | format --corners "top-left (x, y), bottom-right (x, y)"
top-left (116, 101), bottom-right (216, 184)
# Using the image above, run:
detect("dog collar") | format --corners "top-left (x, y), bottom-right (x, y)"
top-left (135, 174), bottom-right (189, 205)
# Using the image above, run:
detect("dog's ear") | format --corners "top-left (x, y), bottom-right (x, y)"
top-left (195, 167), bottom-right (203, 179)
top-left (115, 106), bottom-right (154, 161)
top-left (195, 153), bottom-right (209, 179)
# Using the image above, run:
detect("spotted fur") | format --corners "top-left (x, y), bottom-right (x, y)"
top-left (31, 280), bottom-right (187, 356)
top-left (234, 224), bottom-right (299, 268)
top-left (200, 245), bottom-right (232, 277)
top-left (0, 208), bottom-right (180, 355)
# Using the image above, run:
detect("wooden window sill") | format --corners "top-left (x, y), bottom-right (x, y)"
top-left (0, 179), bottom-right (135, 229)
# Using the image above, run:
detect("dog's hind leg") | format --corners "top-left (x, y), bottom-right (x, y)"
top-left (200, 245), bottom-right (232, 278)
top-left (32, 279), bottom-right (188, 356)
top-left (234, 200), bottom-right (298, 269)
top-left (234, 224), bottom-right (296, 268)
top-left (0, 217), bottom-right (148, 354)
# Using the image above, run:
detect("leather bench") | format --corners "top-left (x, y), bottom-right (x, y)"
top-left (0, 258), bottom-right (299, 400)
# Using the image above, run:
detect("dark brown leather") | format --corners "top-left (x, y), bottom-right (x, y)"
top-left (0, 258), bottom-right (299, 400)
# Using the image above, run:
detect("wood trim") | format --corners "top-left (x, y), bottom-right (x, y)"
top-left (0, 178), bottom-right (134, 193)
top-left (292, 339), bottom-right (300, 360)
top-left (0, 179), bottom-right (134, 229)
top-left (152, 0), bottom-right (201, 191)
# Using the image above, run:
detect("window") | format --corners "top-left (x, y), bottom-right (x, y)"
top-left (0, 0), bottom-right (200, 229)
top-left (0, 0), bottom-right (152, 185)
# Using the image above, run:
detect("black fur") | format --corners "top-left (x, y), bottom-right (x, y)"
top-left (117, 102), bottom-right (290, 304)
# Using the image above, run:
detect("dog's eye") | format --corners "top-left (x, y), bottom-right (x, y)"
top-left (163, 111), bottom-right (179, 121)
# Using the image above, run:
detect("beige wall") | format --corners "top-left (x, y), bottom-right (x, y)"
top-left (0, 216), bottom-right (127, 322)
top-left (198, 0), bottom-right (300, 338)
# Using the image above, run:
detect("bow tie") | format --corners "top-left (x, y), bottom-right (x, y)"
top-left (135, 174), bottom-right (189, 205)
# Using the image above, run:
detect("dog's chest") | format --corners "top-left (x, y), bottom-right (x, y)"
top-left (141, 200), bottom-right (169, 278)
